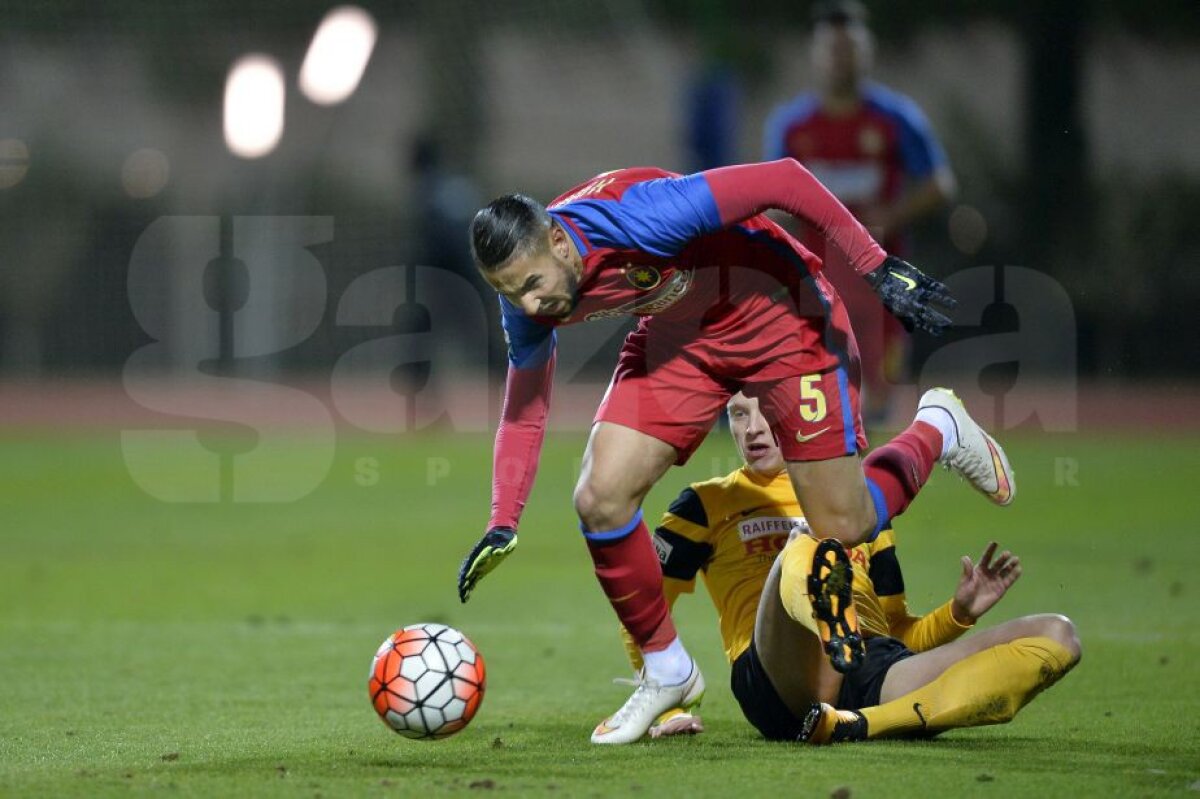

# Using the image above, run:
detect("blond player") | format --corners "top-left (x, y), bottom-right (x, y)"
top-left (632, 391), bottom-right (1079, 742)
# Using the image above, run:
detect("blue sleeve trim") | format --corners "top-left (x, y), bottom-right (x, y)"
top-left (836, 367), bottom-right (857, 456)
top-left (500, 296), bottom-right (555, 368)
top-left (864, 84), bottom-right (947, 180)
top-left (865, 478), bottom-right (890, 543)
top-left (562, 173), bottom-right (723, 257)
top-left (581, 508), bottom-right (644, 542)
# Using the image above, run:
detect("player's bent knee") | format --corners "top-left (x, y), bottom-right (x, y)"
top-left (1029, 613), bottom-right (1082, 663)
top-left (806, 509), bottom-right (873, 547)
top-left (573, 481), bottom-right (638, 532)
top-left (1048, 614), bottom-right (1082, 663)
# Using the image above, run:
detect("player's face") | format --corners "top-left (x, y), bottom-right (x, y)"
top-left (485, 223), bottom-right (581, 320)
top-left (812, 23), bottom-right (871, 91)
top-left (728, 393), bottom-right (785, 475)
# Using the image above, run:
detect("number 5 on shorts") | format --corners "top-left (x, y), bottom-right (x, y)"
top-left (800, 374), bottom-right (827, 423)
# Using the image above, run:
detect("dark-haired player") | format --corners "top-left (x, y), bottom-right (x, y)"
top-left (456, 159), bottom-right (1014, 743)
top-left (640, 392), bottom-right (1077, 743)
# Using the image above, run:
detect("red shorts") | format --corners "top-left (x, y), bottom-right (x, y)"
top-left (595, 326), bottom-right (867, 465)
top-left (744, 367), bottom-right (868, 461)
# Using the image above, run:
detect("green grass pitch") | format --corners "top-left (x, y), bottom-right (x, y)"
top-left (1, 429), bottom-right (1198, 797)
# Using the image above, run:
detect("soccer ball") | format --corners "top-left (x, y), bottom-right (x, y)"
top-left (368, 623), bottom-right (486, 739)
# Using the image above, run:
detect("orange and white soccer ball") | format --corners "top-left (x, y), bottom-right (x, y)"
top-left (368, 623), bottom-right (486, 739)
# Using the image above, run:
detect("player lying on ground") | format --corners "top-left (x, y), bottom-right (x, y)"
top-left (456, 158), bottom-right (1014, 744)
top-left (640, 391), bottom-right (1079, 742)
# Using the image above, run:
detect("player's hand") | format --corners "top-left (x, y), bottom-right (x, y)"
top-left (952, 541), bottom-right (1021, 623)
top-left (457, 527), bottom-right (518, 603)
top-left (865, 255), bottom-right (956, 336)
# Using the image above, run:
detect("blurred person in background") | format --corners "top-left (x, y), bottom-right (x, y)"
top-left (764, 0), bottom-right (955, 426)
top-left (408, 133), bottom-right (503, 371)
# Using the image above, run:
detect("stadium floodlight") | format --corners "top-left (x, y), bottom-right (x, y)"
top-left (224, 55), bottom-right (286, 159)
top-left (299, 6), bottom-right (378, 106)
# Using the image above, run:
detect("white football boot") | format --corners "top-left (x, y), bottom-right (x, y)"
top-left (591, 661), bottom-right (705, 745)
top-left (918, 388), bottom-right (1016, 505)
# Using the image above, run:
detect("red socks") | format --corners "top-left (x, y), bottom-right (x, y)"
top-left (582, 511), bottom-right (676, 652)
top-left (862, 421), bottom-right (941, 535)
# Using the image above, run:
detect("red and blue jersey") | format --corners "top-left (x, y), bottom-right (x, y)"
top-left (500, 165), bottom-right (876, 377)
top-left (763, 83), bottom-right (948, 254)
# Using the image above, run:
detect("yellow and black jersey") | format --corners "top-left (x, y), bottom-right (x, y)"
top-left (644, 467), bottom-right (972, 666)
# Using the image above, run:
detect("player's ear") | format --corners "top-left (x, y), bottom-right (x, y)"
top-left (549, 222), bottom-right (569, 259)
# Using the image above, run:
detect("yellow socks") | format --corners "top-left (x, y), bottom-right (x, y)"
top-left (860, 636), bottom-right (1078, 738)
top-left (778, 534), bottom-right (821, 637)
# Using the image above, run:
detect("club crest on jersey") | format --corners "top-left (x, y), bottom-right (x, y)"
top-left (584, 268), bottom-right (694, 321)
top-left (625, 264), bottom-right (662, 291)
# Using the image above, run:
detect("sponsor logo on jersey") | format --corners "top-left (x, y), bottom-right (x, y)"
top-left (740, 516), bottom-right (818, 556)
top-left (584, 267), bottom-right (694, 321)
top-left (738, 516), bottom-right (806, 541)
top-left (744, 534), bottom-right (790, 557)
top-left (741, 517), bottom-right (805, 556)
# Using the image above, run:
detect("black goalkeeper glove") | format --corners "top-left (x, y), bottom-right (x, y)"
top-left (457, 527), bottom-right (518, 603)
top-left (865, 255), bottom-right (957, 336)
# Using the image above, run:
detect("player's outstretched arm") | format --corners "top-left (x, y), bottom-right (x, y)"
top-left (702, 158), bottom-right (886, 274)
top-left (457, 352), bottom-right (556, 603)
top-left (700, 159), bottom-right (956, 335)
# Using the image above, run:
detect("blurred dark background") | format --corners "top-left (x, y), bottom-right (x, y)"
top-left (1, 0), bottom-right (1197, 388)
